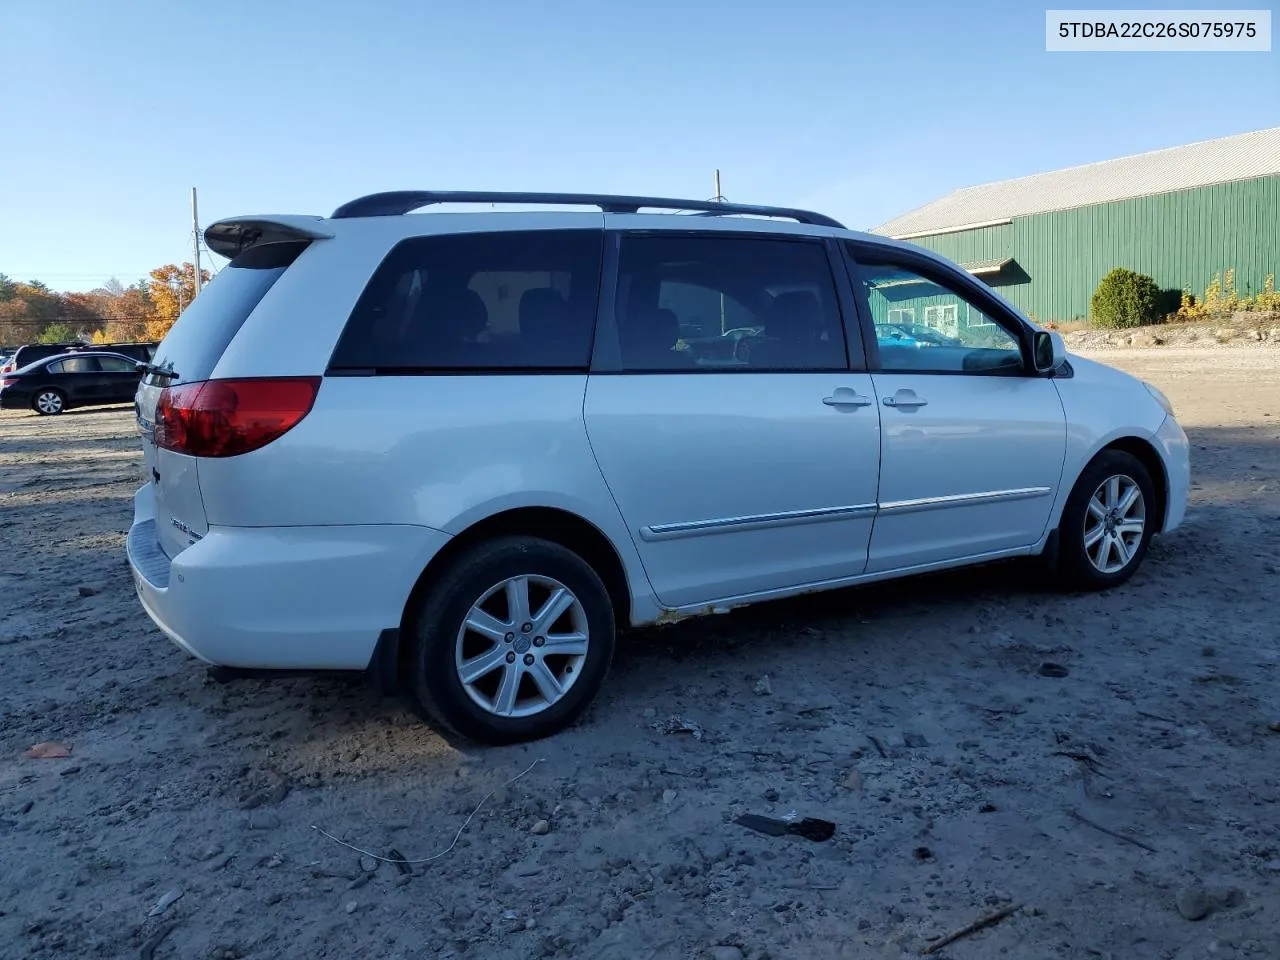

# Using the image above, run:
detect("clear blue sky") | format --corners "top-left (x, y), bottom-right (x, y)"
top-left (1, 0), bottom-right (1276, 291)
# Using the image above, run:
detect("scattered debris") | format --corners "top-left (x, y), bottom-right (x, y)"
top-left (734, 813), bottom-right (835, 842)
top-left (359, 855), bottom-right (379, 874)
top-left (922, 902), bottom-right (1021, 954)
top-left (147, 888), bottom-right (183, 918)
top-left (1176, 885), bottom-right (1212, 921)
top-left (24, 742), bottom-right (71, 760)
top-left (58, 765), bottom-right (82, 777)
top-left (313, 757), bottom-right (546, 865)
top-left (1068, 810), bottom-right (1157, 853)
top-left (387, 849), bottom-right (412, 875)
top-left (661, 790), bottom-right (678, 804)
top-left (979, 803), bottom-right (998, 813)
top-left (77, 585), bottom-right (97, 597)
top-left (752, 675), bottom-right (772, 696)
top-left (913, 846), bottom-right (934, 861)
top-left (654, 716), bottom-right (705, 740)
top-left (763, 788), bottom-right (780, 802)
top-left (344, 900), bottom-right (358, 914)
top-left (903, 732), bottom-right (929, 749)
top-left (1038, 662), bottom-right (1070, 678)
top-left (531, 819), bottom-right (550, 835)
top-left (867, 735), bottom-right (888, 759)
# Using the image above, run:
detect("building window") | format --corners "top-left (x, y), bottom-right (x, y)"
top-left (886, 308), bottom-right (915, 325)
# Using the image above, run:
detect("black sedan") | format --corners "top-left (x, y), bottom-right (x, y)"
top-left (0, 351), bottom-right (143, 415)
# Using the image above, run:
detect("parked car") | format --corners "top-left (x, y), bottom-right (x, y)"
top-left (0, 340), bottom-right (157, 376)
top-left (126, 190), bottom-right (1189, 744)
top-left (0, 350), bottom-right (144, 415)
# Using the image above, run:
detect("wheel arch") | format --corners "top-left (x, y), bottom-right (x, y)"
top-left (395, 506), bottom-right (634, 685)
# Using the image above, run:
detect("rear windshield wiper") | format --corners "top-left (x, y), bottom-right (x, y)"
top-left (136, 361), bottom-right (179, 380)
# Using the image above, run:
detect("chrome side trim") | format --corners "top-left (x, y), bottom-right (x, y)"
top-left (639, 503), bottom-right (878, 542)
top-left (878, 486), bottom-right (1052, 516)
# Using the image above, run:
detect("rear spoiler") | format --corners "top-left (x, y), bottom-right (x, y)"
top-left (204, 215), bottom-right (335, 260)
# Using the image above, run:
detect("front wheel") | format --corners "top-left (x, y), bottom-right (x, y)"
top-left (406, 536), bottom-right (616, 744)
top-left (33, 389), bottom-right (65, 415)
top-left (1057, 450), bottom-right (1157, 590)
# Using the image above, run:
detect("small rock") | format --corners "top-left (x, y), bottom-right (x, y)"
top-left (452, 905), bottom-right (474, 921)
top-left (531, 819), bottom-right (550, 836)
top-left (344, 900), bottom-right (359, 914)
top-left (247, 812), bottom-right (280, 830)
top-left (1267, 721), bottom-right (1280, 734)
top-left (857, 919), bottom-right (872, 931)
top-left (1038, 662), bottom-right (1069, 678)
top-left (359, 855), bottom-right (379, 874)
top-left (763, 788), bottom-right (779, 802)
top-left (979, 802), bottom-right (998, 813)
top-left (194, 843), bottom-right (224, 862)
top-left (147, 888), bottom-right (184, 917)
top-left (16, 801), bottom-right (33, 815)
top-left (903, 733), bottom-right (928, 749)
top-left (265, 891), bottom-right (283, 905)
top-left (1176, 885), bottom-right (1212, 921)
top-left (841, 771), bottom-right (862, 791)
top-left (77, 586), bottom-right (97, 597)
top-left (265, 853), bottom-right (284, 869)
top-left (207, 854), bottom-right (233, 872)
top-left (912, 846), bottom-right (934, 862)
top-left (710, 947), bottom-right (745, 960)
top-left (1263, 860), bottom-right (1280, 874)
top-left (58, 765), bottom-right (82, 777)
top-left (661, 789), bottom-right (678, 804)
top-left (395, 874), bottom-right (412, 887)
top-left (753, 675), bottom-right (772, 696)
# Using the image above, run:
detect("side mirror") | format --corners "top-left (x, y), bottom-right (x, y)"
top-left (1032, 329), bottom-right (1065, 373)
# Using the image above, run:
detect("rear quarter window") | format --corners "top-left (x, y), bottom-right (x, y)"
top-left (328, 229), bottom-right (604, 372)
top-left (147, 240), bottom-right (309, 385)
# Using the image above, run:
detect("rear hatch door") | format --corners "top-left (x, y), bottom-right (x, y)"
top-left (136, 237), bottom-right (315, 558)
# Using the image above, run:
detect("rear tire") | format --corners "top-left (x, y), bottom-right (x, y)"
top-left (33, 389), bottom-right (65, 415)
top-left (406, 536), bottom-right (616, 744)
top-left (1057, 450), bottom-right (1156, 591)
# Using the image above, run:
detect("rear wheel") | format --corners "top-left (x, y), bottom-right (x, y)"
top-left (33, 390), bottom-right (65, 415)
top-left (406, 536), bottom-right (616, 744)
top-left (1057, 450), bottom-right (1156, 590)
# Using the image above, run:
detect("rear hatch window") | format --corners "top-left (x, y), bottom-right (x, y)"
top-left (144, 240), bottom-right (310, 387)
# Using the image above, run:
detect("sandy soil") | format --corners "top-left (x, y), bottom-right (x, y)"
top-left (1, 347), bottom-right (1278, 960)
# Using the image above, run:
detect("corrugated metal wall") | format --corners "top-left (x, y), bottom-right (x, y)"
top-left (905, 175), bottom-right (1280, 323)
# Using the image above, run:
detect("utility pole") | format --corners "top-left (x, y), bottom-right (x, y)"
top-left (191, 187), bottom-right (203, 299)
top-left (713, 169), bottom-right (724, 202)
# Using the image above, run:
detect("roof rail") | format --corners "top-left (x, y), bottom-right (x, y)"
top-left (329, 190), bottom-right (845, 229)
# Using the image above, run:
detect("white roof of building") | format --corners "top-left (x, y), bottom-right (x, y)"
top-left (873, 126), bottom-right (1280, 239)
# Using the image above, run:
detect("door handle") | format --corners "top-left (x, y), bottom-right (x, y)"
top-left (882, 394), bottom-right (928, 409)
top-left (823, 389), bottom-right (873, 408)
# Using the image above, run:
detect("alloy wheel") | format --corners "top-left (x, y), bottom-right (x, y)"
top-left (1083, 474), bottom-right (1146, 574)
top-left (454, 574), bottom-right (589, 718)
top-left (36, 391), bottom-right (63, 414)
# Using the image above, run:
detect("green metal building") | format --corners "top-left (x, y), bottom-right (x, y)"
top-left (871, 126), bottom-right (1280, 325)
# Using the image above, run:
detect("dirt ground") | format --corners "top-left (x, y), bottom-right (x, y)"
top-left (1, 346), bottom-right (1278, 960)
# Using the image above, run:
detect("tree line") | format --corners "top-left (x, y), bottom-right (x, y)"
top-left (0, 262), bottom-right (211, 347)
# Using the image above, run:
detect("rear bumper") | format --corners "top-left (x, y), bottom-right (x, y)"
top-left (126, 483), bottom-right (451, 670)
top-left (1155, 413), bottom-right (1190, 533)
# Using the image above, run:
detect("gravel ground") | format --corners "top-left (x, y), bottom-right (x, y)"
top-left (1, 346), bottom-right (1278, 960)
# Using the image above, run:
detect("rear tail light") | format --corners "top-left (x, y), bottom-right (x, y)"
top-left (154, 377), bottom-right (321, 458)
top-left (0, 377), bottom-right (17, 388)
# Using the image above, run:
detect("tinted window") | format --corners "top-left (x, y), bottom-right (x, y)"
top-left (147, 241), bottom-right (308, 385)
top-left (613, 235), bottom-right (847, 372)
top-left (330, 229), bottom-right (604, 371)
top-left (44, 360), bottom-right (64, 374)
top-left (97, 356), bottom-right (137, 373)
top-left (855, 259), bottom-right (1023, 374)
top-left (59, 356), bottom-right (100, 374)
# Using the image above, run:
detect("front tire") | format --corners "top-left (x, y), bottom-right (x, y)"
top-left (33, 389), bottom-right (65, 415)
top-left (406, 536), bottom-right (616, 744)
top-left (1057, 450), bottom-right (1156, 590)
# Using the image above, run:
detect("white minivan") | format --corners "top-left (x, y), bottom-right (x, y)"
top-left (127, 191), bottom-right (1189, 743)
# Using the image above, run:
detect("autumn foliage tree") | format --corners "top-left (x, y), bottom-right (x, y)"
top-left (146, 263), bottom-right (210, 340)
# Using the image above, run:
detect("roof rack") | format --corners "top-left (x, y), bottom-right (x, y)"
top-left (329, 190), bottom-right (845, 229)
